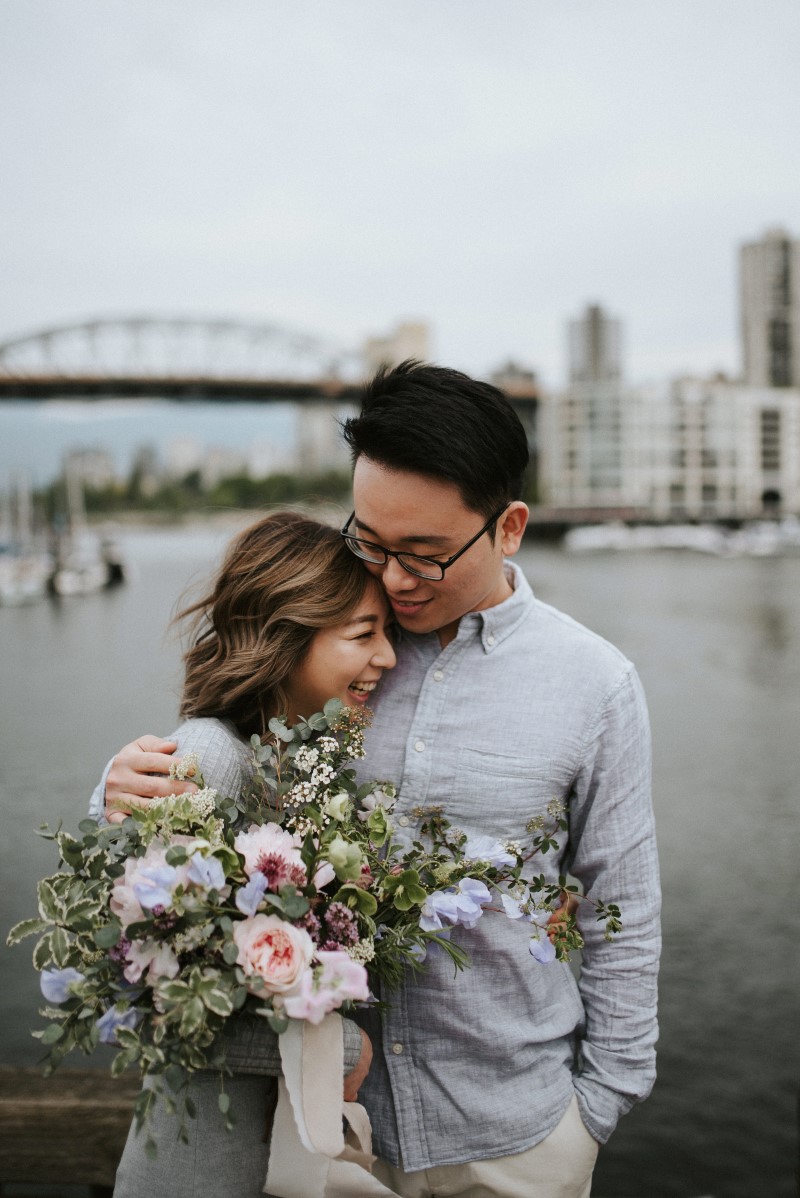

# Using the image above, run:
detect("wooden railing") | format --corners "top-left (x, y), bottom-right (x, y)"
top-left (0, 1066), bottom-right (140, 1195)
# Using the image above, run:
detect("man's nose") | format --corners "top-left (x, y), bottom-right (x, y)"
top-left (381, 555), bottom-right (418, 590)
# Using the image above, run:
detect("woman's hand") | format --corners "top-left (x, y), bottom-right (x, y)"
top-left (105, 735), bottom-right (196, 824)
top-left (343, 1029), bottom-right (373, 1103)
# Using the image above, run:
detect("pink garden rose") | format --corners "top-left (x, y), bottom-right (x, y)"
top-left (234, 823), bottom-right (307, 889)
top-left (283, 950), bottom-right (370, 1024)
top-left (233, 913), bottom-right (314, 995)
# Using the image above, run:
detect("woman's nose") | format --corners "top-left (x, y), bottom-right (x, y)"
top-left (373, 633), bottom-right (397, 670)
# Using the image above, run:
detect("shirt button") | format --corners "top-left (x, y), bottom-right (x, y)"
top-left (433, 670), bottom-right (444, 682)
top-left (486, 634), bottom-right (496, 646)
top-left (391, 1042), bottom-right (404, 1055)
top-left (398, 815), bottom-right (410, 827)
top-left (414, 740), bottom-right (426, 752)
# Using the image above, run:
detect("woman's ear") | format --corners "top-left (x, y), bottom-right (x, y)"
top-left (499, 502), bottom-right (529, 556)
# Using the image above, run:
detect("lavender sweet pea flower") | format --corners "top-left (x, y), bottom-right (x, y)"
top-left (420, 886), bottom-right (488, 933)
top-left (419, 890), bottom-right (462, 932)
top-left (500, 891), bottom-right (526, 920)
top-left (133, 864), bottom-right (178, 911)
top-left (40, 967), bottom-right (85, 1004)
top-left (529, 934), bottom-right (556, 964)
top-left (457, 878), bottom-right (492, 907)
top-left (236, 871), bottom-right (268, 917)
top-left (96, 1004), bottom-right (142, 1045)
top-left (462, 835), bottom-right (516, 869)
top-left (187, 851), bottom-right (226, 892)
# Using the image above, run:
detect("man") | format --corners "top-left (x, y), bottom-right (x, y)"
top-left (102, 361), bottom-right (660, 1198)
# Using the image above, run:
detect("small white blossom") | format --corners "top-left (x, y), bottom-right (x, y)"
top-left (346, 938), bottom-right (376, 964)
top-left (170, 751), bottom-right (200, 781)
top-left (294, 746), bottom-right (320, 774)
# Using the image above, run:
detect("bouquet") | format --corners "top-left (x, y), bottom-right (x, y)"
top-left (7, 700), bottom-right (621, 1146)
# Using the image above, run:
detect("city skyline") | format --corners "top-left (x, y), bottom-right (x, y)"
top-left (2, 2), bottom-right (799, 386)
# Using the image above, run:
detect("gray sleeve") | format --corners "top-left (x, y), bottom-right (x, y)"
top-left (568, 665), bottom-right (661, 1143)
top-left (169, 719), bottom-right (253, 799)
top-left (222, 1013), bottom-right (365, 1076)
top-left (88, 757), bottom-right (113, 823)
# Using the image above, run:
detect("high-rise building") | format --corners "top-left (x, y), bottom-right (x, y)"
top-left (740, 227), bottom-right (800, 387)
top-left (543, 304), bottom-right (638, 508)
top-left (568, 303), bottom-right (622, 385)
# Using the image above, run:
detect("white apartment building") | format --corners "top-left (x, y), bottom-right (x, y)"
top-left (543, 375), bottom-right (800, 520)
top-left (740, 227), bottom-right (800, 388)
top-left (647, 378), bottom-right (800, 520)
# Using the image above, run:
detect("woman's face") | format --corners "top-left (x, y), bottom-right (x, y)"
top-left (284, 581), bottom-right (397, 721)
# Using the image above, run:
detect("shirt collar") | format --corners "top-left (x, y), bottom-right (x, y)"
top-left (450, 560), bottom-right (535, 654)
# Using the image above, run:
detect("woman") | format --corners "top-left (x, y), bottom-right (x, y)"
top-left (101, 510), bottom-right (396, 1198)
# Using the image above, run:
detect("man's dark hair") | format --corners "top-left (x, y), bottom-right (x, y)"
top-left (341, 360), bottom-right (529, 520)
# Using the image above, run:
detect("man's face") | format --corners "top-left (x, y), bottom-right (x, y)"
top-left (351, 457), bottom-right (527, 645)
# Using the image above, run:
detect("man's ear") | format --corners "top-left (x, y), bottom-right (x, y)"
top-left (499, 502), bottom-right (528, 556)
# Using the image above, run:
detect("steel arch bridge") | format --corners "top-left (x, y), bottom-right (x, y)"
top-left (0, 316), bottom-right (361, 400)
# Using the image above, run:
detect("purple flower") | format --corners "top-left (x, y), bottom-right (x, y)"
top-left (462, 835), bottom-right (516, 868)
top-left (419, 885), bottom-right (488, 933)
top-left (188, 852), bottom-right (226, 892)
top-left (529, 935), bottom-right (556, 964)
top-left (323, 902), bottom-right (359, 947)
top-left (133, 864), bottom-right (178, 911)
top-left (236, 871), bottom-right (268, 916)
top-left (40, 967), bottom-right (85, 1004)
top-left (457, 878), bottom-right (492, 907)
top-left (96, 1004), bottom-right (142, 1045)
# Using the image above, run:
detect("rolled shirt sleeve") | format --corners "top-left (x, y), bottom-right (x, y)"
top-left (568, 664), bottom-right (661, 1142)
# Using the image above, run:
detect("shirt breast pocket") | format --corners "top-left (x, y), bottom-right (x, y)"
top-left (449, 747), bottom-right (573, 843)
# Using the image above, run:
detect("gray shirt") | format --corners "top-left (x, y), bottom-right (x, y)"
top-left (351, 562), bottom-right (660, 1170)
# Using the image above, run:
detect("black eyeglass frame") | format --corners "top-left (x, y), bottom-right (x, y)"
top-left (340, 504), bottom-right (509, 582)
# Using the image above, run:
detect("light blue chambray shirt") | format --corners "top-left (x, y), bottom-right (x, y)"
top-left (351, 561), bottom-right (661, 1171)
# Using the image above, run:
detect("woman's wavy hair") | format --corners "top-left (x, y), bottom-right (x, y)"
top-left (177, 511), bottom-right (372, 739)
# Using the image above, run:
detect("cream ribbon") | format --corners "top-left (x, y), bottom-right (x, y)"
top-left (265, 1013), bottom-right (399, 1198)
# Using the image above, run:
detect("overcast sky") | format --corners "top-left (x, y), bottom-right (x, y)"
top-left (1, 1), bottom-right (798, 386)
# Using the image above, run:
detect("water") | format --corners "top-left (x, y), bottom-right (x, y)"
top-left (1, 531), bottom-right (798, 1198)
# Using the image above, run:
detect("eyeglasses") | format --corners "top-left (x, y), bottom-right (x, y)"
top-left (340, 504), bottom-right (508, 581)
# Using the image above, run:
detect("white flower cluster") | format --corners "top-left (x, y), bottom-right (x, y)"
top-left (289, 779), bottom-right (322, 806)
top-left (346, 938), bottom-right (376, 964)
top-left (503, 840), bottom-right (523, 856)
top-left (293, 746), bottom-right (320, 774)
top-left (169, 751), bottom-right (200, 782)
top-left (316, 736), bottom-right (339, 755)
top-left (186, 788), bottom-right (218, 820)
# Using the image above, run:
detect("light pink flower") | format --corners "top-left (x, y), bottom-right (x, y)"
top-left (123, 939), bottom-right (180, 984)
top-left (283, 951), bottom-right (370, 1024)
top-left (110, 839), bottom-right (192, 930)
top-left (234, 823), bottom-right (306, 888)
top-left (312, 861), bottom-right (336, 890)
top-left (233, 914), bottom-right (314, 995)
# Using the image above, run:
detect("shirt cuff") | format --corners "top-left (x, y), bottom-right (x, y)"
top-left (573, 1075), bottom-right (635, 1144)
top-left (87, 757), bottom-right (114, 824)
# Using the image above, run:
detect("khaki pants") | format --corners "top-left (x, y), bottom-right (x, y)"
top-left (371, 1096), bottom-right (598, 1198)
